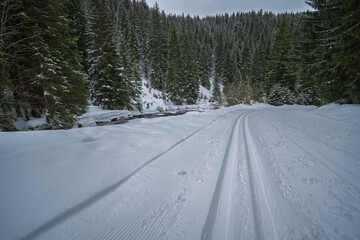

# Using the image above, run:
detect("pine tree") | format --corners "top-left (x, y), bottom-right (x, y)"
top-left (134, 0), bottom-right (150, 77)
top-left (12, 0), bottom-right (89, 128)
top-left (214, 29), bottom-right (225, 79)
top-left (119, 10), bottom-right (142, 110)
top-left (87, 0), bottom-right (125, 110)
top-left (0, 0), bottom-right (24, 130)
top-left (198, 40), bottom-right (212, 89)
top-left (267, 16), bottom-right (296, 96)
top-left (65, 0), bottom-right (87, 71)
top-left (240, 38), bottom-right (251, 84)
top-left (250, 44), bottom-right (262, 86)
top-left (212, 72), bottom-right (222, 104)
top-left (333, 0), bottom-right (360, 102)
top-left (307, 0), bottom-right (360, 102)
top-left (166, 24), bottom-right (184, 104)
top-left (223, 44), bottom-right (240, 87)
top-left (181, 24), bottom-right (199, 104)
top-left (295, 11), bottom-right (323, 105)
top-left (149, 3), bottom-right (167, 90)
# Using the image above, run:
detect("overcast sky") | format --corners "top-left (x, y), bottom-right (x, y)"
top-left (145, 0), bottom-right (312, 17)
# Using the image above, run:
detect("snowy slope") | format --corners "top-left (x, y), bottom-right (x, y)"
top-left (10, 79), bottom-right (215, 131)
top-left (1, 104), bottom-right (360, 240)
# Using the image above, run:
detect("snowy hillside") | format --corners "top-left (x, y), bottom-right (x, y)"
top-left (1, 104), bottom-right (360, 240)
top-left (11, 80), bottom-right (215, 131)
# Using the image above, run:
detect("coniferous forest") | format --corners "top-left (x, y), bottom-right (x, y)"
top-left (1, 0), bottom-right (359, 130)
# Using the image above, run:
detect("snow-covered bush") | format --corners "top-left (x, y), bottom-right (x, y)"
top-left (295, 86), bottom-right (324, 106)
top-left (267, 84), bottom-right (295, 106)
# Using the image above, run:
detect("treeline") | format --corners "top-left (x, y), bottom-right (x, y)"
top-left (1, 0), bottom-right (359, 130)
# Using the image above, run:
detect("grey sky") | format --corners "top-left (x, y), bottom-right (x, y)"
top-left (145, 0), bottom-right (312, 17)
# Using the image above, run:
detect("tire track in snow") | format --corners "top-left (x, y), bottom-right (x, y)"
top-left (22, 110), bottom-right (233, 240)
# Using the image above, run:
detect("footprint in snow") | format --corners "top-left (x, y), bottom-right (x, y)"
top-left (177, 170), bottom-right (187, 176)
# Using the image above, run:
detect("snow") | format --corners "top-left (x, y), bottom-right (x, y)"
top-left (13, 117), bottom-right (49, 131)
top-left (1, 104), bottom-right (360, 240)
top-left (77, 105), bottom-right (132, 127)
top-left (11, 79), bottom-right (215, 130)
top-left (139, 79), bottom-right (215, 113)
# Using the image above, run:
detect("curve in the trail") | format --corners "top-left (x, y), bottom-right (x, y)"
top-left (22, 110), bottom-right (233, 240)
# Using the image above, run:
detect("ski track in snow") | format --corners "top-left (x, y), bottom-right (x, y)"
top-left (201, 111), bottom-right (245, 240)
top-left (2, 105), bottom-right (360, 240)
top-left (22, 110), bottom-right (235, 240)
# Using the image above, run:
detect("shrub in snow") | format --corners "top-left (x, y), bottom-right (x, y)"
top-left (268, 84), bottom-right (295, 106)
top-left (157, 106), bottom-right (165, 113)
top-left (295, 86), bottom-right (324, 106)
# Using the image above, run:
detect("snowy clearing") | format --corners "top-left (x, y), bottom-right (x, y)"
top-left (1, 104), bottom-right (360, 240)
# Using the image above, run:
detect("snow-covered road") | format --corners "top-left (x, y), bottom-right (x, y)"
top-left (1, 104), bottom-right (360, 240)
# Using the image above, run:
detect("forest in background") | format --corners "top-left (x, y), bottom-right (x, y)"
top-left (1, 0), bottom-right (359, 130)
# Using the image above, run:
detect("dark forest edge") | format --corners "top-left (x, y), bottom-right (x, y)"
top-left (1, 0), bottom-right (359, 131)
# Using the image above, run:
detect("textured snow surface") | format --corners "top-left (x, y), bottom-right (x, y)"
top-left (1, 104), bottom-right (360, 240)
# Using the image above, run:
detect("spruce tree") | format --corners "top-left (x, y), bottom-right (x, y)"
top-left (212, 72), bottom-right (222, 104)
top-left (295, 12), bottom-right (322, 105)
top-left (166, 24), bottom-right (184, 104)
top-left (267, 16), bottom-right (296, 96)
top-left (0, 0), bottom-right (24, 130)
top-left (87, 0), bottom-right (125, 110)
top-left (214, 30), bottom-right (225, 80)
top-left (307, 0), bottom-right (360, 102)
top-left (14, 0), bottom-right (88, 128)
top-left (198, 40), bottom-right (212, 89)
top-left (119, 11), bottom-right (142, 110)
top-left (250, 44), bottom-right (262, 86)
top-left (240, 38), bottom-right (251, 84)
top-left (181, 24), bottom-right (199, 104)
top-left (134, 0), bottom-right (150, 77)
top-left (149, 3), bottom-right (167, 90)
top-left (223, 44), bottom-right (240, 87)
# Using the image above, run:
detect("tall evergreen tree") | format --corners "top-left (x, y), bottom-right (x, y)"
top-left (214, 29), bottom-right (225, 80)
top-left (134, 0), bottom-right (150, 77)
top-left (306, 0), bottom-right (360, 102)
top-left (0, 0), bottom-right (25, 130)
top-left (198, 39), bottom-right (212, 89)
top-left (267, 16), bottom-right (296, 95)
top-left (181, 24), bottom-right (199, 104)
top-left (11, 0), bottom-right (89, 128)
top-left (87, 0), bottom-right (125, 110)
top-left (166, 24), bottom-right (184, 104)
top-left (149, 3), bottom-right (167, 90)
top-left (250, 44), bottom-right (262, 85)
top-left (212, 72), bottom-right (222, 104)
top-left (240, 38), bottom-right (251, 83)
top-left (223, 44), bottom-right (240, 87)
top-left (117, 6), bottom-right (142, 110)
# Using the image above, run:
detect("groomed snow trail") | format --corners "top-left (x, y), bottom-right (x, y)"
top-left (1, 105), bottom-right (360, 240)
top-left (23, 109), bottom-right (246, 240)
